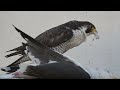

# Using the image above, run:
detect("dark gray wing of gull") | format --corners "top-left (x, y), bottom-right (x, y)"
top-left (23, 62), bottom-right (90, 79)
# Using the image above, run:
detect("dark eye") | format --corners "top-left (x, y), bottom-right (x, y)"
top-left (90, 25), bottom-right (93, 28)
top-left (90, 25), bottom-right (94, 29)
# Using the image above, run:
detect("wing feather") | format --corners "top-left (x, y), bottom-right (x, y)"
top-left (35, 26), bottom-right (73, 47)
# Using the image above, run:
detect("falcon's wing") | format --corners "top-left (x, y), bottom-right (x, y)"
top-left (35, 26), bottom-right (73, 47)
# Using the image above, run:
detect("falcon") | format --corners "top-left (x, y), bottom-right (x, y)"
top-left (1, 20), bottom-right (99, 72)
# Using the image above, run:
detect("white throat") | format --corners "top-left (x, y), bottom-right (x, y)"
top-left (79, 26), bottom-right (87, 40)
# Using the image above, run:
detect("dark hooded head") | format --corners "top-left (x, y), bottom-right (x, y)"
top-left (66, 20), bottom-right (100, 39)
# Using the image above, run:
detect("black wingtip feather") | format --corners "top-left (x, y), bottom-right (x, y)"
top-left (12, 24), bottom-right (21, 33)
top-left (12, 25), bottom-right (44, 48)
top-left (12, 25), bottom-right (28, 40)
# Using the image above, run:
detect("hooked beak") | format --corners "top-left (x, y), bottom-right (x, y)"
top-left (92, 29), bottom-right (100, 39)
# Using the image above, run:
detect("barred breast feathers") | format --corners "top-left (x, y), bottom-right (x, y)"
top-left (51, 28), bottom-right (87, 54)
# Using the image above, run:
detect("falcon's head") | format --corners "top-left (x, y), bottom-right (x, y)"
top-left (82, 21), bottom-right (99, 39)
top-left (67, 20), bottom-right (100, 39)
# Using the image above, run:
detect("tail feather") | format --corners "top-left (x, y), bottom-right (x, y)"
top-left (6, 42), bottom-right (26, 58)
top-left (6, 46), bottom-right (26, 52)
top-left (5, 51), bottom-right (25, 58)
top-left (7, 55), bottom-right (31, 67)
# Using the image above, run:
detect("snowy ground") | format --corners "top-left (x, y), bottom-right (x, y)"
top-left (0, 11), bottom-right (120, 78)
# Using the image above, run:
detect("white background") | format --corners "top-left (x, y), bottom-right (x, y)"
top-left (0, 11), bottom-right (120, 75)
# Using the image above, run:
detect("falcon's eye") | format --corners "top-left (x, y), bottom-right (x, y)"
top-left (90, 25), bottom-right (93, 28)
top-left (90, 25), bottom-right (95, 30)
